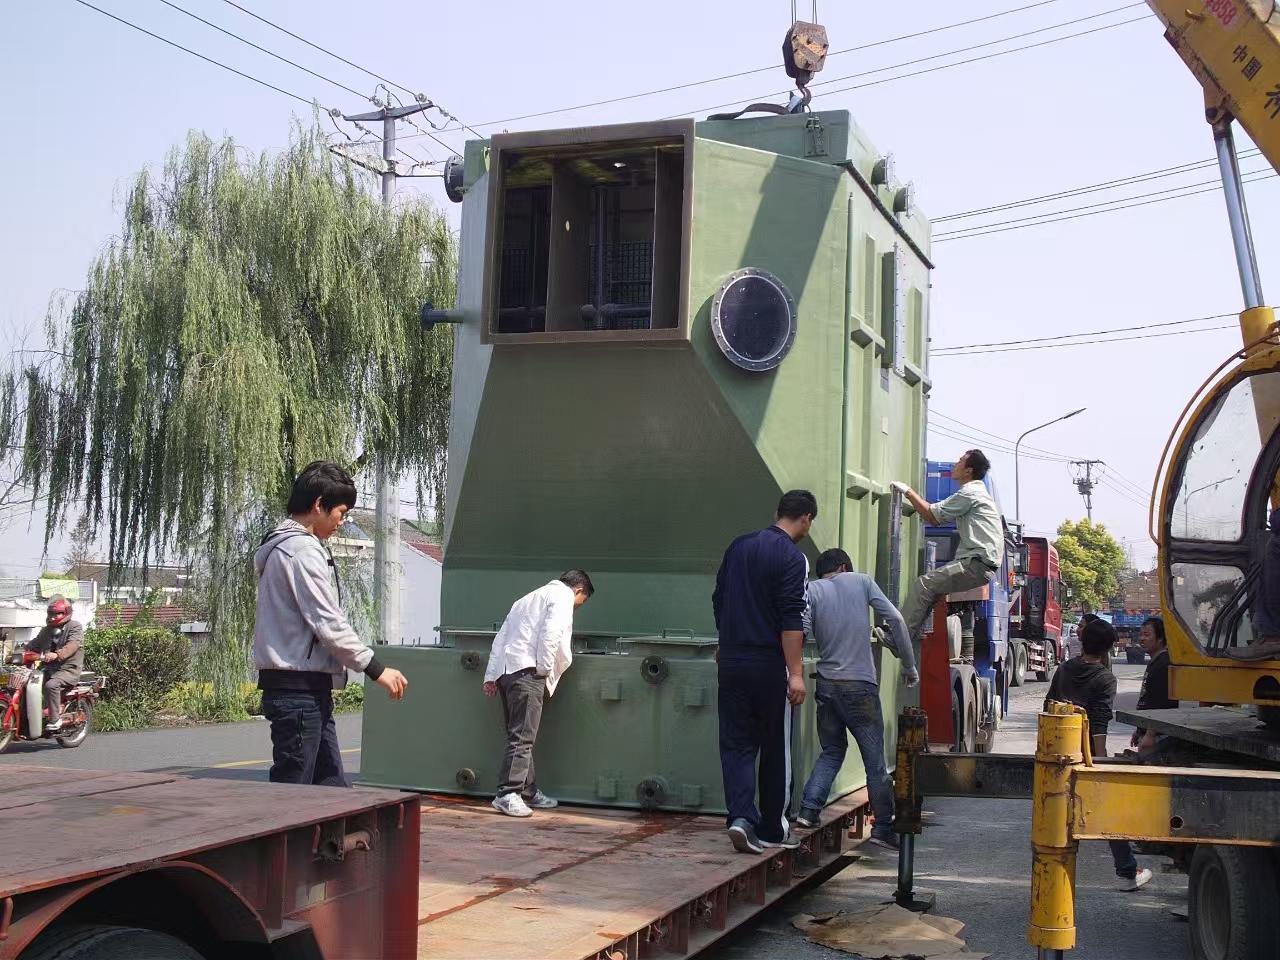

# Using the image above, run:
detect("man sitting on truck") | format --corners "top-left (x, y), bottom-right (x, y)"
top-left (253, 461), bottom-right (409, 787)
top-left (793, 549), bottom-right (918, 849)
top-left (482, 570), bottom-right (595, 818)
top-left (891, 449), bottom-right (1002, 642)
top-left (26, 596), bottom-right (84, 731)
top-left (1045, 617), bottom-right (1153, 892)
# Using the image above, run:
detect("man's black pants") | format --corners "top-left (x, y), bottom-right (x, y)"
top-left (261, 689), bottom-right (348, 787)
top-left (497, 668), bottom-right (546, 796)
top-left (718, 662), bottom-right (792, 844)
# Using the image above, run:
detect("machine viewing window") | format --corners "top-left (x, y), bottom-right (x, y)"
top-left (487, 131), bottom-right (687, 337)
top-left (1169, 562), bottom-right (1254, 655)
top-left (1170, 371), bottom-right (1280, 542)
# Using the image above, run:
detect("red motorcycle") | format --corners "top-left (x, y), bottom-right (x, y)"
top-left (0, 650), bottom-right (105, 751)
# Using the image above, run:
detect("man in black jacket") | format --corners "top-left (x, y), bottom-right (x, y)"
top-left (26, 597), bottom-right (84, 731)
top-left (1045, 617), bottom-right (1152, 892)
top-left (713, 490), bottom-right (814, 856)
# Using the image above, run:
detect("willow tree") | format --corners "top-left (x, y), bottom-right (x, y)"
top-left (1, 122), bottom-right (456, 715)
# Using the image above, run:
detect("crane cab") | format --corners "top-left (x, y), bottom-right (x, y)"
top-left (1157, 335), bottom-right (1280, 717)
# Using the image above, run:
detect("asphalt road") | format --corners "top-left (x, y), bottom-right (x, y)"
top-left (706, 662), bottom-right (1193, 960)
top-left (0, 711), bottom-right (364, 781)
top-left (0, 663), bottom-right (1190, 959)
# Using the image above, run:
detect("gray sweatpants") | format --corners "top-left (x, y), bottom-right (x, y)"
top-left (903, 557), bottom-right (998, 641)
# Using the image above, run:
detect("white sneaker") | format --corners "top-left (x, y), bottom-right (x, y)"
top-left (1118, 867), bottom-right (1153, 892)
top-left (524, 790), bottom-right (558, 809)
top-left (492, 792), bottom-right (533, 818)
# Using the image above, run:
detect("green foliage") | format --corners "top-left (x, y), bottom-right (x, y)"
top-left (162, 680), bottom-right (260, 721)
top-left (93, 698), bottom-right (157, 733)
top-left (1055, 518), bottom-right (1126, 613)
top-left (2, 120), bottom-right (457, 704)
top-left (334, 683), bottom-right (364, 714)
top-left (84, 626), bottom-right (190, 705)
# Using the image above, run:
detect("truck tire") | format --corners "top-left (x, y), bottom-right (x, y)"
top-left (1188, 844), bottom-right (1280, 960)
top-left (1035, 645), bottom-right (1056, 683)
top-left (1011, 643), bottom-right (1027, 687)
top-left (21, 924), bottom-right (207, 960)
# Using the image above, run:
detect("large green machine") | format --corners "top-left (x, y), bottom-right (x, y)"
top-left (360, 109), bottom-right (933, 814)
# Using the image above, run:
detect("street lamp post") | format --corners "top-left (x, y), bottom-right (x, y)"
top-left (1015, 408), bottom-right (1087, 524)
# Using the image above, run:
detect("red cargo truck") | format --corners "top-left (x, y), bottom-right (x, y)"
top-left (1007, 536), bottom-right (1064, 686)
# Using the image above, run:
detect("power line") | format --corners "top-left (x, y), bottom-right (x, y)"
top-left (68, 0), bottom-right (315, 105)
top-left (218, 0), bottom-right (482, 139)
top-left (465, 0), bottom-right (1086, 129)
top-left (933, 313), bottom-right (1236, 352)
top-left (933, 323), bottom-right (1239, 356)
top-left (152, 0), bottom-right (369, 101)
top-left (674, 12), bottom-right (1148, 120)
top-left (935, 149), bottom-right (1261, 222)
top-left (931, 411), bottom-right (1077, 460)
top-left (935, 165), bottom-right (1275, 239)
top-left (935, 170), bottom-right (1278, 242)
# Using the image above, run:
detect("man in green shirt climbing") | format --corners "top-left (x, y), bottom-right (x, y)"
top-left (891, 449), bottom-right (1003, 641)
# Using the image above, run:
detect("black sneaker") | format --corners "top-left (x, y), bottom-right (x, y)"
top-left (761, 833), bottom-right (801, 850)
top-left (794, 808), bottom-right (822, 830)
top-left (868, 828), bottom-right (900, 851)
top-left (728, 818), bottom-right (764, 855)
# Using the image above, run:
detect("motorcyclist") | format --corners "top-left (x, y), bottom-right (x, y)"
top-left (25, 597), bottom-right (85, 731)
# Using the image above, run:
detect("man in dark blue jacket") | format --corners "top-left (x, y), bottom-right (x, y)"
top-left (713, 489), bottom-right (815, 854)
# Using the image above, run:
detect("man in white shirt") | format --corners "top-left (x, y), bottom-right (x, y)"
top-left (891, 450), bottom-right (1003, 642)
top-left (482, 570), bottom-right (594, 817)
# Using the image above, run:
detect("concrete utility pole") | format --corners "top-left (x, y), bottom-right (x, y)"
top-left (1070, 460), bottom-right (1103, 522)
top-left (332, 102), bottom-right (444, 646)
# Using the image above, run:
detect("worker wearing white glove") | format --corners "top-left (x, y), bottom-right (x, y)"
top-left (793, 548), bottom-right (916, 849)
top-left (892, 450), bottom-right (1003, 641)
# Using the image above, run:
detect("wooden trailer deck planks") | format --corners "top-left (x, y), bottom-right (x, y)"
top-left (415, 790), bottom-right (871, 960)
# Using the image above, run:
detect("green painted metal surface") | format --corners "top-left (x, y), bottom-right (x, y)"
top-left (360, 637), bottom-right (902, 814)
top-left (361, 110), bottom-right (931, 813)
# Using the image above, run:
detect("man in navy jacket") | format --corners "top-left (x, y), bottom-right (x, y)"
top-left (713, 490), bottom-right (814, 854)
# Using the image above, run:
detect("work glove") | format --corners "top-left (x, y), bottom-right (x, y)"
top-left (903, 668), bottom-right (920, 688)
top-left (889, 480), bottom-right (909, 496)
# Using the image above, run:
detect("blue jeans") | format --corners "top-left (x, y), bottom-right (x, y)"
top-left (1110, 840), bottom-right (1138, 878)
top-left (261, 689), bottom-right (348, 787)
top-left (800, 679), bottom-right (893, 829)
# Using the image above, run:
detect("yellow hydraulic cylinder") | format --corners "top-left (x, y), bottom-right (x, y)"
top-left (1239, 305), bottom-right (1275, 346)
top-left (1027, 703), bottom-right (1085, 953)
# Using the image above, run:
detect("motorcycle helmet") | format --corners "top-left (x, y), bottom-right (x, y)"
top-left (46, 596), bottom-right (72, 628)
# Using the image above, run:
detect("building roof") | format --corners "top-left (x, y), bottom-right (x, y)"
top-left (94, 604), bottom-right (191, 629)
top-left (345, 511), bottom-right (442, 562)
top-left (70, 563), bottom-right (192, 590)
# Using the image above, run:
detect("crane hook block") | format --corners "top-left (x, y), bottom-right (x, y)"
top-left (783, 21), bottom-right (828, 84)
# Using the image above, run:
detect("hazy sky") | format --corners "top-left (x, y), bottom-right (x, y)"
top-left (2, 0), bottom-right (1271, 574)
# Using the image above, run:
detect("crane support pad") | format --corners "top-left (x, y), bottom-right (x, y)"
top-left (1071, 764), bottom-right (1280, 846)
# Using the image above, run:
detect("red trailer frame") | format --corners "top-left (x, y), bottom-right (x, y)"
top-left (0, 767), bottom-right (419, 959)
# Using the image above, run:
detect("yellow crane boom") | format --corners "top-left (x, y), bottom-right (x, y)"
top-left (1149, 1), bottom-right (1280, 173)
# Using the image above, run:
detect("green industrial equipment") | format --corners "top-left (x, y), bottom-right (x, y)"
top-left (360, 108), bottom-right (933, 815)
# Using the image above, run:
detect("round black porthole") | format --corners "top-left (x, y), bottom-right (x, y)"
top-left (710, 268), bottom-right (798, 372)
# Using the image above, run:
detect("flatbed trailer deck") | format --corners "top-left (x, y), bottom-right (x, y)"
top-left (1115, 706), bottom-right (1280, 764)
top-left (0, 766), bottom-right (419, 959)
top-left (413, 789), bottom-right (871, 960)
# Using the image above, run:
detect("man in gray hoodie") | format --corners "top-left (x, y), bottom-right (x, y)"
top-left (253, 461), bottom-right (408, 786)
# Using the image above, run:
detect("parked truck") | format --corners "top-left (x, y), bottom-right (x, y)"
top-left (1007, 535), bottom-right (1065, 685)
